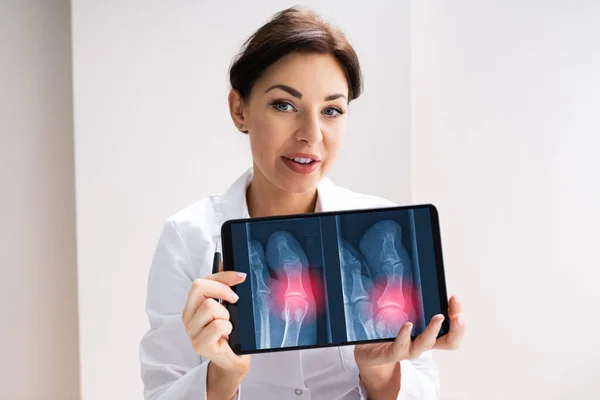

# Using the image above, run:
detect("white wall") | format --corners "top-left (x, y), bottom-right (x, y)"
top-left (411, 2), bottom-right (600, 399)
top-left (70, 1), bottom-right (410, 398)
top-left (0, 1), bottom-right (81, 399)
top-left (8, 1), bottom-right (595, 399)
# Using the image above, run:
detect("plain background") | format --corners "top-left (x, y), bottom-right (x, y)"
top-left (2, 1), bottom-right (599, 399)
top-left (0, 1), bottom-right (81, 399)
top-left (411, 2), bottom-right (600, 399)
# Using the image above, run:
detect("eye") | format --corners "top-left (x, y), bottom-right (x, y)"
top-left (270, 100), bottom-right (296, 113)
top-left (323, 107), bottom-right (344, 118)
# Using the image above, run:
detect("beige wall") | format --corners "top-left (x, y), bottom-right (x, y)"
top-left (0, 1), bottom-right (80, 399)
top-left (411, 1), bottom-right (600, 399)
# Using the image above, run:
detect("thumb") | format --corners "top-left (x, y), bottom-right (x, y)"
top-left (391, 321), bottom-right (413, 360)
top-left (223, 344), bottom-right (251, 369)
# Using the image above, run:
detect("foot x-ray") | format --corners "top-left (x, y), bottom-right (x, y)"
top-left (248, 231), bottom-right (321, 349)
top-left (229, 207), bottom-right (440, 352)
top-left (338, 218), bottom-right (419, 342)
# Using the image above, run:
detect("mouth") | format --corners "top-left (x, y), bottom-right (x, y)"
top-left (281, 153), bottom-right (322, 174)
top-left (282, 153), bottom-right (321, 165)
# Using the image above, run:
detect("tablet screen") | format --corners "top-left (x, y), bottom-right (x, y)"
top-left (222, 204), bottom-right (448, 354)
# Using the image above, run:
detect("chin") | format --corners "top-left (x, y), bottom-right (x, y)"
top-left (258, 160), bottom-right (327, 194)
top-left (277, 176), bottom-right (319, 194)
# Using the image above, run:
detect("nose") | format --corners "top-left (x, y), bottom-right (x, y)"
top-left (294, 111), bottom-right (323, 144)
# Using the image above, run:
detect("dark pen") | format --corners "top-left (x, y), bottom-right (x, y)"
top-left (212, 242), bottom-right (222, 304)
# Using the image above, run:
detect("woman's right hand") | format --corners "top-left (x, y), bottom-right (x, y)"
top-left (182, 264), bottom-right (251, 397)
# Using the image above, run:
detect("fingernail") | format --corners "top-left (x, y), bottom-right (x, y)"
top-left (231, 292), bottom-right (239, 302)
top-left (437, 315), bottom-right (445, 326)
top-left (407, 323), bottom-right (413, 334)
top-left (236, 272), bottom-right (247, 279)
top-left (454, 296), bottom-right (460, 305)
top-left (457, 316), bottom-right (464, 326)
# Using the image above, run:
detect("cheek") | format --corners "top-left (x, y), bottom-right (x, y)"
top-left (248, 117), bottom-right (287, 163)
top-left (249, 133), bottom-right (271, 163)
top-left (323, 122), bottom-right (346, 159)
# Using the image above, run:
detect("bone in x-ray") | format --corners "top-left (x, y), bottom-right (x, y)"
top-left (248, 240), bottom-right (272, 350)
top-left (359, 219), bottom-right (412, 338)
top-left (338, 239), bottom-right (378, 341)
top-left (265, 230), bottom-right (312, 348)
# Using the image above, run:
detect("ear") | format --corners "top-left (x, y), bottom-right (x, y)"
top-left (228, 89), bottom-right (249, 133)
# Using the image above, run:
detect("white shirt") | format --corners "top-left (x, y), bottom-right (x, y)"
top-left (139, 168), bottom-right (441, 400)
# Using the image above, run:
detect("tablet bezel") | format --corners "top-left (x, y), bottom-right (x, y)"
top-left (221, 203), bottom-right (450, 355)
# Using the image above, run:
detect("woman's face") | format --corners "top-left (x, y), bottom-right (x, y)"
top-left (229, 52), bottom-right (350, 194)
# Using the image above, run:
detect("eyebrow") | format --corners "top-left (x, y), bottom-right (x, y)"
top-left (264, 84), bottom-right (347, 101)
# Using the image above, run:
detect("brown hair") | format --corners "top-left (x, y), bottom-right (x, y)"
top-left (229, 6), bottom-right (363, 103)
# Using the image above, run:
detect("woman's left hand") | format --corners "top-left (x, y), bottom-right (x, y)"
top-left (354, 295), bottom-right (465, 367)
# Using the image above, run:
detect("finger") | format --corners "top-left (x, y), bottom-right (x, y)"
top-left (206, 270), bottom-right (247, 287)
top-left (448, 295), bottom-right (462, 319)
top-left (434, 313), bottom-right (465, 350)
top-left (410, 314), bottom-right (444, 359)
top-left (187, 298), bottom-right (230, 337)
top-left (197, 319), bottom-right (233, 349)
top-left (391, 321), bottom-right (414, 361)
top-left (182, 279), bottom-right (239, 325)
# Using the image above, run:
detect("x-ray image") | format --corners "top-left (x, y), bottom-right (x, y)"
top-left (230, 207), bottom-right (433, 352)
top-left (336, 215), bottom-right (425, 341)
top-left (245, 219), bottom-right (327, 350)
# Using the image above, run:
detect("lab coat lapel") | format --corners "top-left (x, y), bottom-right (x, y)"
top-left (216, 168), bottom-right (253, 224)
top-left (316, 175), bottom-right (349, 212)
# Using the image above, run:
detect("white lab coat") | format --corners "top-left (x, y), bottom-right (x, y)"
top-left (139, 168), bottom-right (441, 400)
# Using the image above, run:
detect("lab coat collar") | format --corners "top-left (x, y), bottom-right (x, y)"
top-left (217, 167), bottom-right (340, 223)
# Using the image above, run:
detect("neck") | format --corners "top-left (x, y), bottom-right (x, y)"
top-left (247, 168), bottom-right (318, 218)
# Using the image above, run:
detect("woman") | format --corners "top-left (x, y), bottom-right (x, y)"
top-left (139, 6), bottom-right (464, 400)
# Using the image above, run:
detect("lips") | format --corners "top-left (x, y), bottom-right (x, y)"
top-left (281, 153), bottom-right (322, 175)
top-left (282, 153), bottom-right (322, 163)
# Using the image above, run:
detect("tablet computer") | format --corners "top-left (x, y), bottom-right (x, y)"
top-left (221, 203), bottom-right (449, 355)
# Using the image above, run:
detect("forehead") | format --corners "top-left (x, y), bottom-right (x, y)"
top-left (255, 52), bottom-right (349, 97)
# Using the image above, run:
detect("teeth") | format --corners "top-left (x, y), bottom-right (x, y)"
top-left (289, 157), bottom-right (314, 164)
